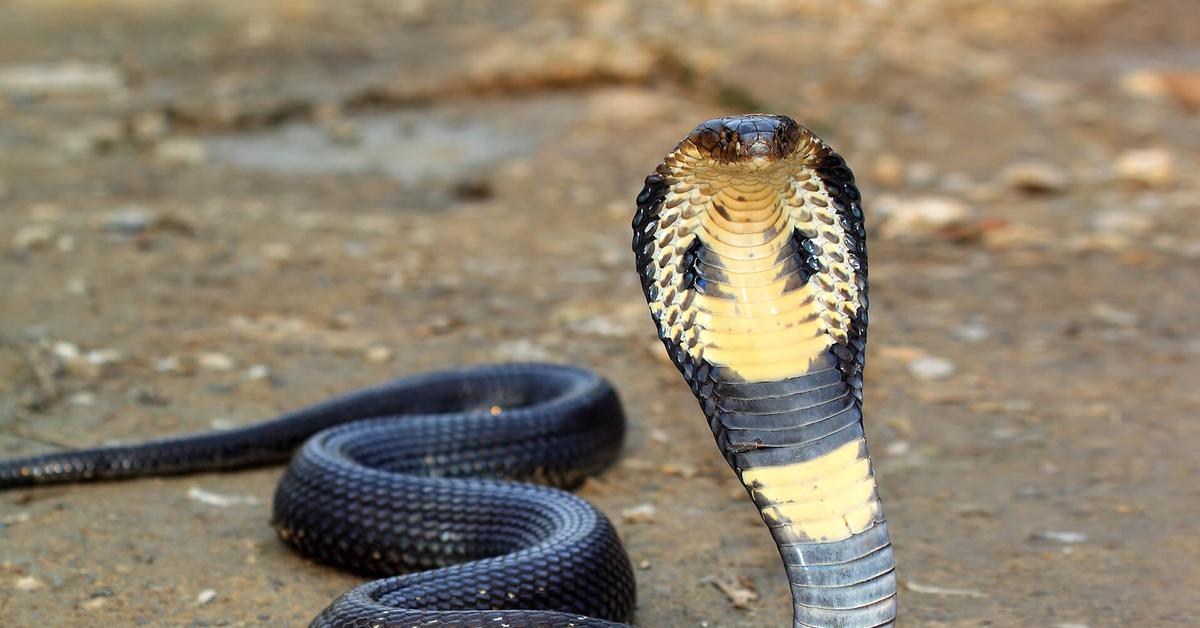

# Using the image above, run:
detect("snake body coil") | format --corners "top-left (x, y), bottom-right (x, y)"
top-left (633, 114), bottom-right (896, 626)
top-left (0, 364), bottom-right (635, 627)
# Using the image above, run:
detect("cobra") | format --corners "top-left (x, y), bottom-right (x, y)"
top-left (633, 114), bottom-right (895, 627)
top-left (0, 114), bottom-right (893, 627)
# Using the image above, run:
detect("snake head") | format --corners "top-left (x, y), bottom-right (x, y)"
top-left (685, 114), bottom-right (804, 165)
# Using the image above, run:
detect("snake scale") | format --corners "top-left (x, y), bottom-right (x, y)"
top-left (0, 114), bottom-right (894, 627)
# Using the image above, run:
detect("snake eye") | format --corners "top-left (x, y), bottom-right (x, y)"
top-left (779, 121), bottom-right (802, 156)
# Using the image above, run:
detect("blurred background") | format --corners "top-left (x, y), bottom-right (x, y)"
top-left (1, 0), bottom-right (1197, 625)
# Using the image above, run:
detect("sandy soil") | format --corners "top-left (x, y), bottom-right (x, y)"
top-left (1, 1), bottom-right (1198, 626)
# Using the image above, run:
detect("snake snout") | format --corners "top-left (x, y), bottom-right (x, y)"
top-left (743, 134), bottom-right (773, 159)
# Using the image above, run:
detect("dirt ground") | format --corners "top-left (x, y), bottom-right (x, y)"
top-left (1, 1), bottom-right (1198, 626)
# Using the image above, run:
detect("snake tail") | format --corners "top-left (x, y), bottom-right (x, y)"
top-left (634, 115), bottom-right (896, 627)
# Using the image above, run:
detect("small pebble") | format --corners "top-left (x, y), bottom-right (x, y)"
top-left (954, 321), bottom-right (990, 342)
top-left (493, 338), bottom-right (552, 362)
top-left (907, 355), bottom-right (956, 380)
top-left (870, 154), bottom-right (905, 186)
top-left (708, 575), bottom-right (758, 609)
top-left (15, 576), bottom-right (44, 591)
top-left (620, 503), bottom-right (657, 524)
top-left (86, 349), bottom-right (123, 366)
top-left (64, 276), bottom-right (87, 296)
top-left (0, 62), bottom-right (123, 95)
top-left (130, 110), bottom-right (169, 143)
top-left (989, 427), bottom-right (1017, 441)
top-left (637, 560), bottom-right (652, 570)
top-left (568, 314), bottom-right (634, 338)
top-left (56, 234), bottom-right (77, 252)
top-left (660, 462), bottom-right (697, 478)
top-left (1090, 303), bottom-right (1138, 327)
top-left (12, 224), bottom-right (55, 250)
top-left (981, 221), bottom-right (1051, 251)
top-left (619, 458), bottom-right (654, 472)
top-left (953, 503), bottom-right (997, 518)
top-left (260, 242), bottom-right (294, 261)
top-left (1, 511), bottom-right (31, 526)
top-left (1115, 148), bottom-right (1174, 187)
top-left (155, 355), bottom-right (184, 373)
top-left (1000, 160), bottom-right (1070, 194)
top-left (154, 138), bottom-right (207, 166)
top-left (1091, 209), bottom-right (1153, 238)
top-left (68, 348), bottom-right (123, 379)
top-left (875, 195), bottom-right (974, 241)
top-left (53, 341), bottom-right (81, 360)
top-left (82, 597), bottom-right (108, 610)
top-left (60, 120), bottom-right (122, 157)
top-left (245, 364), bottom-right (272, 381)
top-left (1120, 70), bottom-right (1169, 99)
top-left (364, 345), bottom-right (393, 364)
top-left (342, 240), bottom-right (369, 258)
top-left (132, 387), bottom-right (170, 407)
top-left (1015, 486), bottom-right (1046, 499)
top-left (939, 171), bottom-right (974, 192)
top-left (27, 202), bottom-right (64, 220)
top-left (1014, 78), bottom-right (1075, 106)
top-left (315, 104), bottom-right (361, 145)
top-left (969, 399), bottom-right (1033, 413)
top-left (68, 392), bottom-right (96, 406)
top-left (1157, 72), bottom-right (1200, 110)
top-left (905, 161), bottom-right (937, 186)
top-left (904, 580), bottom-right (987, 598)
top-left (210, 417), bottom-right (238, 430)
top-left (1031, 530), bottom-right (1088, 544)
top-left (197, 352), bottom-right (237, 371)
top-left (196, 589), bottom-right (217, 605)
top-left (328, 311), bottom-right (357, 330)
top-left (188, 486), bottom-right (260, 508)
top-left (103, 207), bottom-right (155, 234)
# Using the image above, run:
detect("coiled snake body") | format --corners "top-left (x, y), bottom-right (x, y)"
top-left (0, 114), bottom-right (894, 627)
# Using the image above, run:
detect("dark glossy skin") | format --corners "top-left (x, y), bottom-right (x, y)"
top-left (0, 364), bottom-right (636, 627)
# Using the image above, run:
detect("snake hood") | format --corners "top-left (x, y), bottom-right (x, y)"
top-left (636, 114), bottom-right (868, 388)
top-left (634, 114), bottom-right (895, 627)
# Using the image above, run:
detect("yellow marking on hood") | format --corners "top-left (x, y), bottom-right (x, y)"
top-left (701, 335), bottom-right (830, 369)
top-left (692, 286), bottom-right (815, 318)
top-left (696, 322), bottom-right (824, 349)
